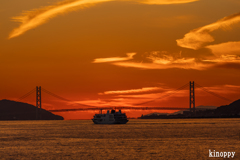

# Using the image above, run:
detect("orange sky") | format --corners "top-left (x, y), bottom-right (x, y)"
top-left (1, 0), bottom-right (240, 119)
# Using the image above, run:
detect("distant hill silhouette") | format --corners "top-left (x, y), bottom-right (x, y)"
top-left (215, 99), bottom-right (240, 116)
top-left (140, 112), bottom-right (168, 119)
top-left (169, 105), bottom-right (217, 115)
top-left (139, 99), bottom-right (240, 119)
top-left (0, 99), bottom-right (64, 120)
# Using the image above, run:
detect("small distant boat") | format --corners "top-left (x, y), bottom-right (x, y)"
top-left (92, 109), bottom-right (128, 124)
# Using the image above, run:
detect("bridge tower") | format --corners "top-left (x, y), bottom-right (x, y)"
top-left (189, 81), bottom-right (195, 114)
top-left (36, 86), bottom-right (41, 120)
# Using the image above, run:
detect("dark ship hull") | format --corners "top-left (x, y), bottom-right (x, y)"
top-left (92, 119), bottom-right (128, 124)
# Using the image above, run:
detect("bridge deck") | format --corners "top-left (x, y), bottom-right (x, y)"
top-left (48, 107), bottom-right (188, 112)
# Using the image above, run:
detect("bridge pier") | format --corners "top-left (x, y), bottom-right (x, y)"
top-left (189, 81), bottom-right (195, 114)
top-left (36, 86), bottom-right (41, 120)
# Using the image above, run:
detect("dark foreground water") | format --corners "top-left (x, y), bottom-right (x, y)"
top-left (0, 119), bottom-right (239, 160)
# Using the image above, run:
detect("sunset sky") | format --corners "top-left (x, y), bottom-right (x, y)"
top-left (1, 0), bottom-right (240, 119)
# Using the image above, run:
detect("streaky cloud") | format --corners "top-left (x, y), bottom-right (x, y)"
top-left (196, 85), bottom-right (240, 94)
top-left (203, 55), bottom-right (240, 63)
top-left (94, 50), bottom-right (240, 70)
top-left (9, 0), bottom-right (199, 39)
top-left (99, 87), bottom-right (164, 95)
top-left (67, 84), bottom-right (240, 107)
top-left (8, 0), bottom-right (112, 39)
top-left (139, 0), bottom-right (198, 5)
top-left (112, 61), bottom-right (211, 70)
top-left (113, 56), bottom-right (240, 70)
top-left (70, 98), bottom-right (144, 107)
top-left (147, 53), bottom-right (195, 64)
top-left (176, 12), bottom-right (240, 50)
top-left (93, 53), bottom-right (136, 63)
top-left (203, 54), bottom-right (240, 70)
top-left (206, 41), bottom-right (240, 56)
top-left (94, 51), bottom-right (215, 70)
top-left (115, 51), bottom-right (209, 70)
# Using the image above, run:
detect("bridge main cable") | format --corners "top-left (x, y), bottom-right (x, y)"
top-left (133, 82), bottom-right (189, 106)
top-left (18, 88), bottom-right (36, 100)
top-left (194, 83), bottom-right (232, 102)
top-left (41, 88), bottom-right (101, 108)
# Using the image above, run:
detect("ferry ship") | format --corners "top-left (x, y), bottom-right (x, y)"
top-left (92, 109), bottom-right (128, 124)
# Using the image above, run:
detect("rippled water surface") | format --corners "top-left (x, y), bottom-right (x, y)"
top-left (0, 119), bottom-right (239, 159)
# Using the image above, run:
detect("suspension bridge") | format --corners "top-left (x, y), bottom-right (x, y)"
top-left (16, 81), bottom-right (232, 119)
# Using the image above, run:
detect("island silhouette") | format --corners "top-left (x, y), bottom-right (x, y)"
top-left (139, 99), bottom-right (240, 119)
top-left (0, 99), bottom-right (63, 120)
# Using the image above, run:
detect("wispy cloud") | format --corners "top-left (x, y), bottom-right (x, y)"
top-left (93, 53), bottom-right (136, 63)
top-left (116, 90), bottom-right (188, 98)
top-left (94, 50), bottom-right (240, 70)
top-left (9, 0), bottom-right (199, 39)
top-left (69, 99), bottom-right (118, 107)
top-left (9, 0), bottom-right (112, 39)
top-left (203, 55), bottom-right (240, 63)
top-left (203, 54), bottom-right (240, 70)
top-left (175, 13), bottom-right (240, 70)
top-left (93, 51), bottom-right (216, 70)
top-left (99, 87), bottom-right (164, 95)
top-left (56, 84), bottom-right (240, 108)
top-left (69, 99), bottom-right (140, 107)
top-left (93, 51), bottom-right (214, 70)
top-left (147, 52), bottom-right (195, 64)
top-left (112, 61), bottom-right (211, 70)
top-left (206, 41), bottom-right (240, 56)
top-left (196, 84), bottom-right (240, 95)
top-left (70, 85), bottom-right (189, 107)
top-left (139, 0), bottom-right (198, 5)
top-left (176, 12), bottom-right (240, 50)
top-left (110, 51), bottom-right (211, 70)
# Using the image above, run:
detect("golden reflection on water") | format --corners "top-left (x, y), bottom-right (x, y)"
top-left (0, 119), bottom-right (239, 159)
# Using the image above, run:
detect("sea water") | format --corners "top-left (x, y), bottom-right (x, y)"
top-left (0, 119), bottom-right (239, 159)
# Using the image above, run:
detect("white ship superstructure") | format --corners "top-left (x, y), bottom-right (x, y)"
top-left (92, 109), bottom-right (128, 124)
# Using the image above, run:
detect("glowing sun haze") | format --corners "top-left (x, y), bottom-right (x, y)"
top-left (1, 0), bottom-right (240, 119)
